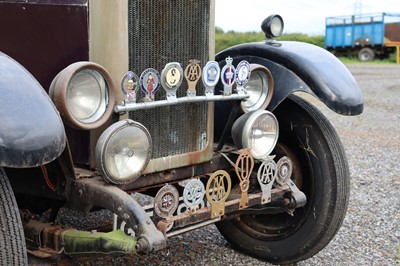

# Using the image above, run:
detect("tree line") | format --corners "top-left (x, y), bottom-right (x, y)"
top-left (215, 27), bottom-right (324, 53)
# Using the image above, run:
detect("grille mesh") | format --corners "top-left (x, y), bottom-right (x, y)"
top-left (127, 0), bottom-right (210, 158)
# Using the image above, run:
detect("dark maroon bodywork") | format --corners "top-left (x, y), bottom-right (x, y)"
top-left (0, 0), bottom-right (89, 90)
top-left (0, 0), bottom-right (90, 165)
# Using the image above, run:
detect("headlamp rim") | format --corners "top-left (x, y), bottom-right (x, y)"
top-left (96, 119), bottom-right (152, 185)
top-left (238, 110), bottom-right (279, 160)
top-left (49, 61), bottom-right (116, 130)
top-left (241, 64), bottom-right (274, 113)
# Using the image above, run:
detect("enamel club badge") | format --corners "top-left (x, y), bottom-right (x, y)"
top-left (220, 57), bottom-right (236, 95)
top-left (202, 61), bottom-right (220, 96)
top-left (140, 68), bottom-right (161, 101)
top-left (121, 71), bottom-right (139, 103)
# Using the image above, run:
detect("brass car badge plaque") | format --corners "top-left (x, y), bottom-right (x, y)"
top-left (121, 71), bottom-right (139, 104)
top-left (235, 149), bottom-right (254, 209)
top-left (202, 61), bottom-right (220, 96)
top-left (139, 68), bottom-right (161, 101)
top-left (257, 159), bottom-right (277, 204)
top-left (206, 170), bottom-right (231, 219)
top-left (161, 62), bottom-right (184, 101)
top-left (220, 56), bottom-right (236, 95)
top-left (154, 184), bottom-right (179, 218)
top-left (183, 178), bottom-right (205, 212)
top-left (235, 60), bottom-right (251, 94)
top-left (184, 59), bottom-right (202, 97)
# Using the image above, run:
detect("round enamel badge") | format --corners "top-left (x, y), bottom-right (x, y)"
top-left (154, 184), bottom-right (179, 218)
top-left (161, 62), bottom-right (183, 90)
top-left (183, 179), bottom-right (205, 209)
top-left (235, 60), bottom-right (251, 87)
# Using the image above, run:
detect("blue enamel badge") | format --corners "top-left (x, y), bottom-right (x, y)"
top-left (235, 60), bottom-right (251, 87)
top-left (202, 61), bottom-right (220, 96)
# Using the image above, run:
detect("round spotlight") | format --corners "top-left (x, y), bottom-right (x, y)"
top-left (232, 110), bottom-right (279, 160)
top-left (241, 64), bottom-right (274, 113)
top-left (96, 119), bottom-right (152, 185)
top-left (261, 14), bottom-right (284, 39)
top-left (49, 62), bottom-right (116, 130)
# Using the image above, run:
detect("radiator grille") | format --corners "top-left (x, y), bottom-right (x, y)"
top-left (127, 0), bottom-right (211, 158)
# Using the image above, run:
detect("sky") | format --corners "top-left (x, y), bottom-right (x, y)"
top-left (215, 0), bottom-right (400, 35)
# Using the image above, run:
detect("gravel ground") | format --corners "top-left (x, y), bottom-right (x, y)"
top-left (30, 64), bottom-right (400, 266)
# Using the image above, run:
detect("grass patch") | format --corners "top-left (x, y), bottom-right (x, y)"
top-left (396, 246), bottom-right (400, 265)
top-left (214, 28), bottom-right (399, 64)
top-left (338, 56), bottom-right (396, 64)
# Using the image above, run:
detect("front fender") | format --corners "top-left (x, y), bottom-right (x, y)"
top-left (0, 52), bottom-right (66, 167)
top-left (216, 41), bottom-right (363, 115)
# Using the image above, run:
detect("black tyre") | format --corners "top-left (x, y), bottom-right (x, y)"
top-left (217, 95), bottom-right (350, 264)
top-left (0, 167), bottom-right (28, 265)
top-left (358, 47), bottom-right (375, 62)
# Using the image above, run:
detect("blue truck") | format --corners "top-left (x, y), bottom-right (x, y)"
top-left (325, 12), bottom-right (400, 61)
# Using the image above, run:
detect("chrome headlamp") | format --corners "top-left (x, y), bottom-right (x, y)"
top-left (232, 110), bottom-right (279, 159)
top-left (49, 62), bottom-right (116, 130)
top-left (241, 64), bottom-right (274, 112)
top-left (96, 119), bottom-right (152, 185)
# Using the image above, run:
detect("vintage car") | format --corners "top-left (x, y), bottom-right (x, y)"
top-left (0, 0), bottom-right (363, 265)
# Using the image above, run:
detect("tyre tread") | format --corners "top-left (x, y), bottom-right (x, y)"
top-left (0, 168), bottom-right (28, 265)
top-left (288, 95), bottom-right (349, 261)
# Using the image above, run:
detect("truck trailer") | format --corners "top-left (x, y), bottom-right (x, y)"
top-left (325, 12), bottom-right (400, 62)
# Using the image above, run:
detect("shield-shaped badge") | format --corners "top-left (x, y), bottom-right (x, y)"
top-left (220, 57), bottom-right (236, 95)
top-left (121, 71), bottom-right (139, 103)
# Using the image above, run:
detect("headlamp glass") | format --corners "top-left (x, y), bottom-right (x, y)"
top-left (242, 65), bottom-right (273, 112)
top-left (232, 110), bottom-right (279, 160)
top-left (67, 69), bottom-right (107, 123)
top-left (96, 120), bottom-right (152, 184)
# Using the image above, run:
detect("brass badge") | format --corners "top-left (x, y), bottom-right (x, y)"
top-left (184, 59), bottom-right (202, 97)
top-left (121, 71), bottom-right (139, 104)
top-left (183, 178), bottom-right (205, 212)
top-left (139, 68), bottom-right (161, 101)
top-left (257, 159), bottom-right (277, 204)
top-left (202, 61), bottom-right (220, 96)
top-left (206, 170), bottom-right (231, 218)
top-left (154, 184), bottom-right (179, 218)
top-left (161, 62), bottom-right (184, 101)
top-left (220, 56), bottom-right (235, 95)
top-left (235, 149), bottom-right (254, 209)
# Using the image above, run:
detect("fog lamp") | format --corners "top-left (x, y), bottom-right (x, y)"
top-left (241, 64), bottom-right (274, 112)
top-left (96, 120), bottom-right (152, 185)
top-left (49, 62), bottom-right (116, 130)
top-left (261, 14), bottom-right (284, 39)
top-left (232, 110), bottom-right (279, 159)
